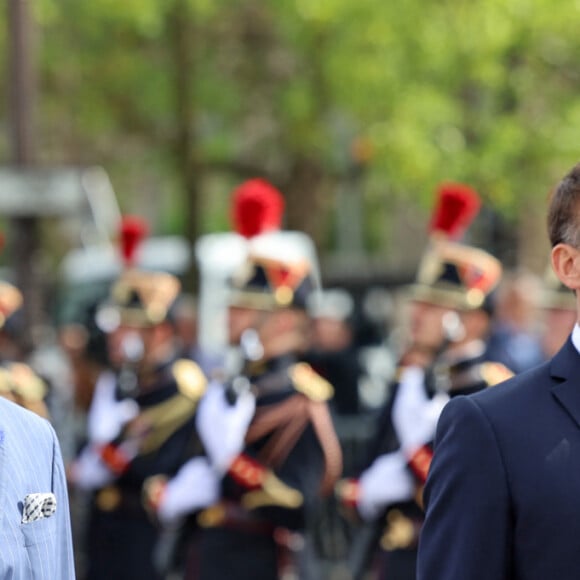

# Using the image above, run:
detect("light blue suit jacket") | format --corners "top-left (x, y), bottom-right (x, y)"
top-left (0, 397), bottom-right (75, 579)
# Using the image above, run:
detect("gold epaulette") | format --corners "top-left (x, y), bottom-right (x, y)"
top-left (171, 359), bottom-right (207, 402)
top-left (9, 363), bottom-right (47, 402)
top-left (479, 362), bottom-right (514, 387)
top-left (289, 362), bottom-right (334, 402)
top-left (129, 360), bottom-right (206, 455)
top-left (5, 363), bottom-right (50, 419)
top-left (0, 367), bottom-right (14, 395)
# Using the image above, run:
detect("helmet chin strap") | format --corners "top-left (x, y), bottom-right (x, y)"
top-left (415, 311), bottom-right (468, 396)
top-left (441, 311), bottom-right (466, 344)
top-left (409, 311), bottom-right (466, 360)
top-left (226, 319), bottom-right (268, 405)
top-left (239, 309), bottom-right (274, 363)
top-left (240, 328), bottom-right (265, 362)
top-left (429, 311), bottom-right (466, 361)
top-left (117, 331), bottom-right (146, 398)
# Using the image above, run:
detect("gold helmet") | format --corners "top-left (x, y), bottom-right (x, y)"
top-left (410, 183), bottom-right (502, 313)
top-left (98, 216), bottom-right (181, 329)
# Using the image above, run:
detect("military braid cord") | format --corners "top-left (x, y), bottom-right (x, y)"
top-left (246, 393), bottom-right (342, 496)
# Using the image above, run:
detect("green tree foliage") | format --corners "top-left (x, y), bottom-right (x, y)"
top-left (7, 0), bottom-right (580, 253)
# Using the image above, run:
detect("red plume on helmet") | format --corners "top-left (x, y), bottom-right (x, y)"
top-left (231, 178), bottom-right (285, 239)
top-left (119, 215), bottom-right (149, 267)
top-left (429, 182), bottom-right (481, 240)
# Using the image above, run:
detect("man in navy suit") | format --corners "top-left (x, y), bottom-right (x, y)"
top-left (418, 162), bottom-right (580, 579)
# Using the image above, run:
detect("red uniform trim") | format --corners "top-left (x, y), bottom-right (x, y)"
top-left (408, 445), bottom-right (433, 483)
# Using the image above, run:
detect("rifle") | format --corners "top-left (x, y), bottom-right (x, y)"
top-left (348, 517), bottom-right (384, 580)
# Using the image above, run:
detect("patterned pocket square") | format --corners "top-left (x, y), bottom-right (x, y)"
top-left (22, 492), bottom-right (57, 524)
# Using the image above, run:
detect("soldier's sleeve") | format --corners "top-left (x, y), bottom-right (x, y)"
top-left (223, 367), bottom-right (340, 529)
top-left (226, 426), bottom-right (325, 531)
top-left (417, 395), bottom-right (512, 580)
top-left (408, 362), bottom-right (515, 487)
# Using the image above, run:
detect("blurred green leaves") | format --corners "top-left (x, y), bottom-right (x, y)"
top-left (5, 0), bottom-right (580, 246)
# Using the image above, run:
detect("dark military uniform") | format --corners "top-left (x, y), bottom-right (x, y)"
top-left (65, 219), bottom-right (208, 579)
top-left (191, 203), bottom-right (344, 579)
top-left (194, 354), bottom-right (342, 580)
top-left (357, 353), bottom-right (512, 580)
top-left (86, 358), bottom-right (206, 580)
top-left (338, 182), bottom-right (513, 579)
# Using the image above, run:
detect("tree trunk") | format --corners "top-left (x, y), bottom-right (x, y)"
top-left (8, 0), bottom-right (42, 355)
top-left (168, 0), bottom-right (200, 293)
top-left (282, 156), bottom-right (329, 250)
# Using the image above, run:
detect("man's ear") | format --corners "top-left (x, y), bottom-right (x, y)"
top-left (552, 243), bottom-right (580, 291)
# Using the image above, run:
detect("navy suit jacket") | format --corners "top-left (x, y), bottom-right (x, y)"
top-left (0, 397), bottom-right (75, 579)
top-left (418, 337), bottom-right (580, 580)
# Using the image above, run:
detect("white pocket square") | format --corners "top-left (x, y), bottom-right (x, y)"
top-left (22, 492), bottom-right (57, 524)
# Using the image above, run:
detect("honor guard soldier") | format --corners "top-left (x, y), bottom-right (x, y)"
top-left (190, 236), bottom-right (343, 580)
top-left (0, 281), bottom-right (50, 418)
top-left (69, 216), bottom-right (211, 580)
top-left (337, 183), bottom-right (513, 580)
top-left (195, 178), bottom-right (286, 361)
top-left (137, 179), bottom-right (287, 579)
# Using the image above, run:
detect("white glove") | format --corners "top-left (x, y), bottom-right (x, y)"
top-left (70, 436), bottom-right (143, 490)
top-left (358, 451), bottom-right (415, 521)
top-left (196, 380), bottom-right (255, 474)
top-left (69, 444), bottom-right (115, 491)
top-left (88, 371), bottom-right (139, 444)
top-left (157, 457), bottom-right (220, 525)
top-left (392, 366), bottom-right (449, 454)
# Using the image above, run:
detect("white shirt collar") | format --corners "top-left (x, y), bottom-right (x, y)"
top-left (571, 323), bottom-right (580, 354)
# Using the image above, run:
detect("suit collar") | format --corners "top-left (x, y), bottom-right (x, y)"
top-left (551, 336), bottom-right (580, 428)
top-left (550, 336), bottom-right (579, 380)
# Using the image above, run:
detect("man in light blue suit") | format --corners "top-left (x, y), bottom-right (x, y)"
top-left (0, 396), bottom-right (75, 579)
